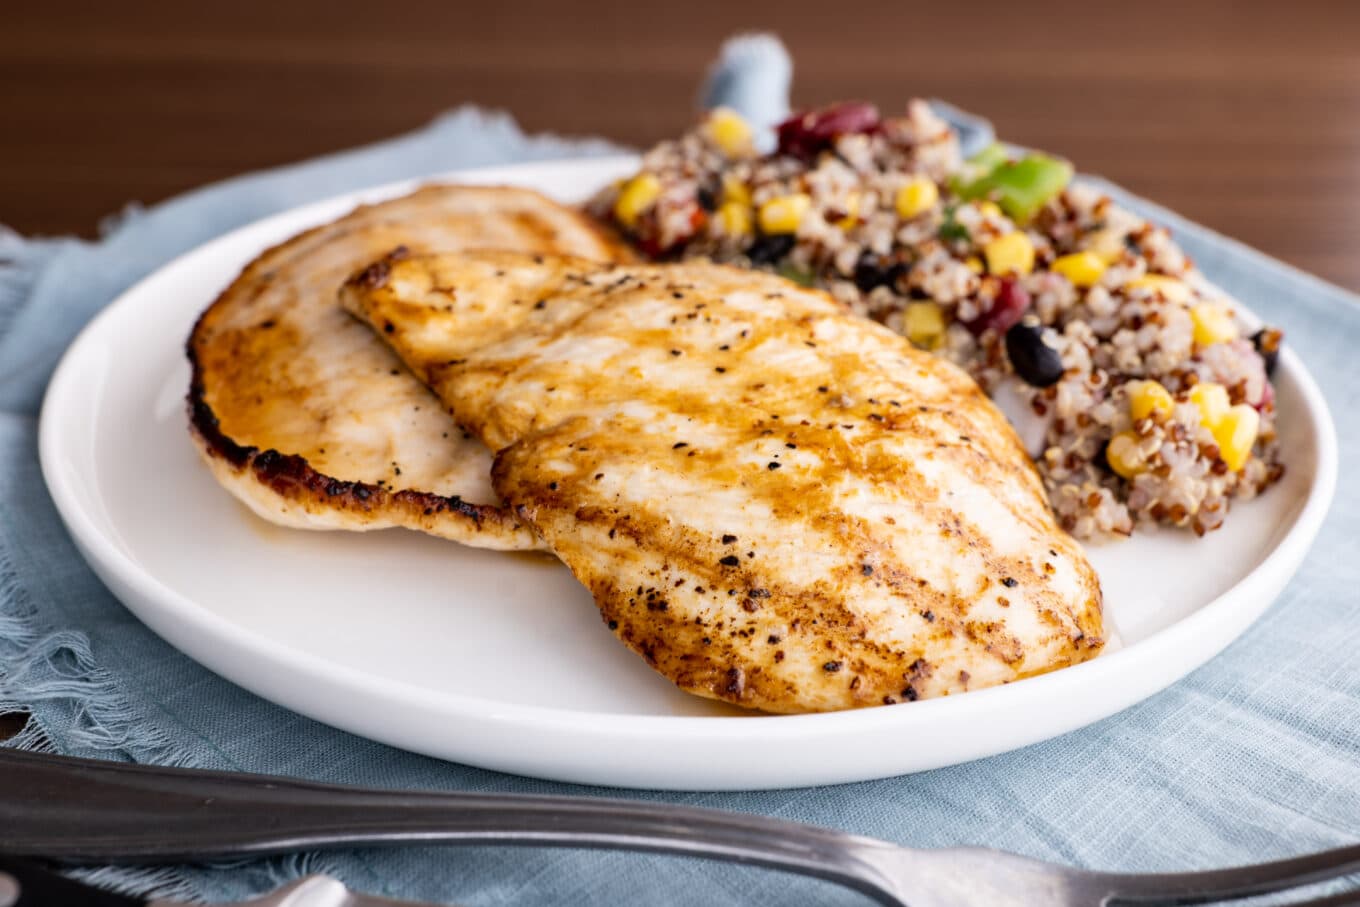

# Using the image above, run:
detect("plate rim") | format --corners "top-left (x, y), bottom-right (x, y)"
top-left (36, 155), bottom-right (1341, 782)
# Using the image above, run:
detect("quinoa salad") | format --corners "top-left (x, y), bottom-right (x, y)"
top-left (589, 101), bottom-right (1285, 539)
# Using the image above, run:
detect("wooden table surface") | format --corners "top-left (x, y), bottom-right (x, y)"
top-left (5, 0), bottom-right (1360, 293)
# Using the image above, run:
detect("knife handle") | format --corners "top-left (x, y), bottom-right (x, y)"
top-left (0, 857), bottom-right (145, 907)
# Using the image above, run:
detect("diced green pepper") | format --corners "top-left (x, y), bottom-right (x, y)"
top-left (970, 143), bottom-right (1009, 169)
top-left (953, 152), bottom-right (1074, 224)
top-left (937, 206), bottom-right (969, 243)
top-left (775, 263), bottom-right (817, 287)
top-left (947, 143), bottom-right (1008, 195)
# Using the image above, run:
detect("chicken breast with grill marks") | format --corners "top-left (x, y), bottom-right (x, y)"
top-left (188, 185), bottom-right (631, 550)
top-left (342, 250), bottom-right (1105, 713)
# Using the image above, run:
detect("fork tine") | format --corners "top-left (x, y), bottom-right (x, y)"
top-left (1099, 843), bottom-right (1360, 904)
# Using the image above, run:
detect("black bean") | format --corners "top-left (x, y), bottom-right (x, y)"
top-left (1095, 439), bottom-right (1115, 476)
top-left (747, 234), bottom-right (796, 265)
top-left (1251, 327), bottom-right (1283, 378)
top-left (696, 183), bottom-right (718, 212)
top-left (852, 254), bottom-right (909, 293)
top-left (853, 255), bottom-right (888, 292)
top-left (1005, 322), bottom-right (1064, 387)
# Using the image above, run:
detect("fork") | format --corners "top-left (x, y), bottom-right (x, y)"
top-left (1, 749), bottom-right (1356, 906)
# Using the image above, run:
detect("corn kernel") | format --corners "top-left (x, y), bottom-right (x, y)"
top-left (613, 173), bottom-right (661, 229)
top-left (716, 201), bottom-right (752, 237)
top-left (1106, 431), bottom-right (1146, 479)
top-left (1212, 404), bottom-right (1260, 472)
top-left (1190, 304), bottom-right (1238, 347)
top-left (721, 175), bottom-right (751, 207)
top-left (895, 177), bottom-right (939, 220)
top-left (983, 231), bottom-right (1036, 276)
top-left (757, 193), bottom-right (812, 235)
top-left (1128, 380), bottom-right (1174, 421)
top-left (1084, 228), bottom-right (1127, 264)
top-left (835, 192), bottom-right (861, 230)
top-left (964, 255), bottom-right (984, 274)
top-left (977, 200), bottom-right (1003, 219)
top-left (1125, 274), bottom-right (1192, 303)
top-left (1189, 381), bottom-right (1230, 428)
top-left (904, 302), bottom-right (946, 350)
top-left (705, 107), bottom-right (753, 157)
top-left (1051, 251), bottom-right (1107, 288)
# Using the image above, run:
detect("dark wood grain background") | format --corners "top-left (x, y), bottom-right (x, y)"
top-left (4, 0), bottom-right (1360, 290)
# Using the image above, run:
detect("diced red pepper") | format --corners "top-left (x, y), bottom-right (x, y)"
top-left (636, 205), bottom-right (707, 260)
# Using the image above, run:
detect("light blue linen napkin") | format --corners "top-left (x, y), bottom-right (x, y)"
top-left (2, 38), bottom-right (1358, 907)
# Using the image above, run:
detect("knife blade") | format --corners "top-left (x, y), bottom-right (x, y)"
top-left (0, 857), bottom-right (456, 907)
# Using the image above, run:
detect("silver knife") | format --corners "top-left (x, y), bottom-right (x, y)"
top-left (0, 857), bottom-right (455, 907)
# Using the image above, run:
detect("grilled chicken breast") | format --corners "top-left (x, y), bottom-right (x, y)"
top-left (342, 251), bottom-right (1104, 713)
top-left (188, 185), bottom-right (630, 550)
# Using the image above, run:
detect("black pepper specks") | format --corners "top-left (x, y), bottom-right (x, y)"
top-left (721, 534), bottom-right (737, 544)
top-left (719, 555), bottom-right (741, 567)
top-left (1001, 577), bottom-right (1019, 588)
top-left (724, 667), bottom-right (745, 696)
top-left (823, 660), bottom-right (843, 673)
top-left (861, 564), bottom-right (874, 576)
top-left (767, 462), bottom-right (781, 470)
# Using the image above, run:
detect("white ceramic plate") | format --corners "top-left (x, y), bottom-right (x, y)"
top-left (39, 156), bottom-right (1338, 791)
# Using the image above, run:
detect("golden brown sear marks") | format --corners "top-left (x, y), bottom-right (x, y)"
top-left (343, 251), bottom-right (1104, 713)
top-left (187, 185), bottom-right (631, 549)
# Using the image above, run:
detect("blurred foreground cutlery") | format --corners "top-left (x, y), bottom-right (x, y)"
top-left (2, 749), bottom-right (1357, 906)
top-left (0, 856), bottom-right (454, 907)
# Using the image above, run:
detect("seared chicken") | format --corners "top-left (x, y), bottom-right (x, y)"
top-left (342, 251), bottom-right (1105, 713)
top-left (188, 185), bottom-right (630, 550)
